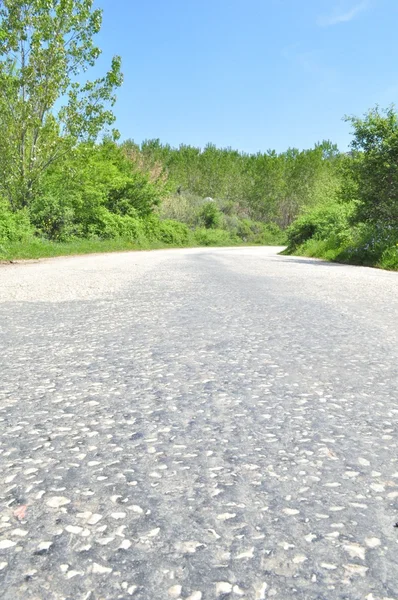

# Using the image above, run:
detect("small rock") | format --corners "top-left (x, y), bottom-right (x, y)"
top-left (0, 539), bottom-right (16, 550)
top-left (147, 527), bottom-right (160, 537)
top-left (236, 547), bottom-right (254, 559)
top-left (87, 514), bottom-right (102, 525)
top-left (365, 537), bottom-right (381, 548)
top-left (370, 483), bottom-right (385, 493)
top-left (65, 525), bottom-right (83, 534)
top-left (343, 543), bottom-right (366, 560)
top-left (46, 497), bottom-right (71, 508)
top-left (283, 508), bottom-right (300, 516)
top-left (216, 581), bottom-right (233, 596)
top-left (92, 562), bottom-right (113, 574)
top-left (60, 564), bottom-right (69, 573)
top-left (97, 537), bottom-right (114, 545)
top-left (35, 541), bottom-right (52, 554)
top-left (119, 539), bottom-right (132, 550)
top-left (66, 570), bottom-right (83, 579)
top-left (127, 585), bottom-right (138, 596)
top-left (129, 505), bottom-right (144, 514)
top-left (110, 512), bottom-right (126, 520)
top-left (186, 593), bottom-right (202, 600)
top-left (168, 584), bottom-right (182, 598)
top-left (232, 586), bottom-right (245, 596)
top-left (344, 563), bottom-right (368, 576)
top-left (81, 528), bottom-right (91, 537)
top-left (0, 562), bottom-right (8, 570)
top-left (320, 563), bottom-right (337, 570)
top-left (77, 512), bottom-right (92, 520)
top-left (11, 529), bottom-right (28, 537)
top-left (216, 513), bottom-right (236, 521)
top-left (293, 555), bottom-right (307, 564)
top-left (176, 541), bottom-right (203, 554)
top-left (358, 457), bottom-right (370, 466)
top-left (255, 582), bottom-right (268, 600)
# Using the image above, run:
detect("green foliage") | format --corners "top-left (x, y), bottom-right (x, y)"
top-left (198, 200), bottom-right (222, 229)
top-left (193, 228), bottom-right (239, 247)
top-left (137, 139), bottom-right (342, 228)
top-left (283, 107), bottom-right (398, 270)
top-left (0, 0), bottom-right (122, 210)
top-left (344, 107), bottom-right (398, 226)
top-left (0, 200), bottom-right (34, 242)
top-left (156, 220), bottom-right (191, 246)
top-left (379, 245), bottom-right (398, 270)
top-left (27, 141), bottom-right (167, 241)
top-left (286, 201), bottom-right (354, 250)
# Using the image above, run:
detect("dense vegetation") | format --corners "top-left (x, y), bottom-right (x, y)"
top-left (283, 108), bottom-right (398, 270)
top-left (0, 1), bottom-right (397, 269)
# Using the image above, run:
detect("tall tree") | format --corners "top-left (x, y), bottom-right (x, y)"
top-left (345, 106), bottom-right (398, 225)
top-left (0, 0), bottom-right (122, 209)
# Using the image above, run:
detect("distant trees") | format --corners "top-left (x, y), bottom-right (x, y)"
top-left (137, 138), bottom-right (342, 227)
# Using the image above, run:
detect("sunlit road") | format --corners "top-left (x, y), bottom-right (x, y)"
top-left (1, 247), bottom-right (397, 600)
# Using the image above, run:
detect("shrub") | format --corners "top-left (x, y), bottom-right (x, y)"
top-left (0, 201), bottom-right (34, 242)
top-left (197, 201), bottom-right (222, 229)
top-left (286, 201), bottom-right (354, 250)
top-left (85, 209), bottom-right (145, 241)
top-left (379, 245), bottom-right (398, 270)
top-left (29, 192), bottom-right (79, 241)
top-left (157, 220), bottom-right (192, 246)
top-left (193, 228), bottom-right (239, 246)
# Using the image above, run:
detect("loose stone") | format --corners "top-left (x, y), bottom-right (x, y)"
top-left (168, 584), bottom-right (182, 598)
top-left (216, 582), bottom-right (233, 596)
top-left (46, 497), bottom-right (71, 508)
top-left (92, 562), bottom-right (113, 574)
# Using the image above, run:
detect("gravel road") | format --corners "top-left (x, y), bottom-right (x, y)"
top-left (1, 246), bottom-right (398, 600)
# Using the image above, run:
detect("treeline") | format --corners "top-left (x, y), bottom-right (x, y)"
top-left (127, 139), bottom-right (340, 227)
top-left (0, 1), bottom-right (397, 269)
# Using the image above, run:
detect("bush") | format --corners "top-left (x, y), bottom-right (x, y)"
top-left (197, 201), bottom-right (222, 229)
top-left (157, 220), bottom-right (192, 246)
top-left (85, 209), bottom-right (144, 241)
top-left (286, 201), bottom-right (354, 250)
top-left (157, 192), bottom-right (203, 224)
top-left (337, 223), bottom-right (398, 265)
top-left (0, 201), bottom-right (34, 242)
top-left (193, 228), bottom-right (239, 246)
top-left (29, 192), bottom-right (79, 241)
top-left (379, 245), bottom-right (398, 270)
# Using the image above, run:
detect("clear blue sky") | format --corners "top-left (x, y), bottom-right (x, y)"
top-left (94, 0), bottom-right (398, 154)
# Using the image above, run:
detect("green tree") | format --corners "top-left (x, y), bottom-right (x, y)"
top-left (345, 106), bottom-right (398, 225)
top-left (0, 0), bottom-right (122, 210)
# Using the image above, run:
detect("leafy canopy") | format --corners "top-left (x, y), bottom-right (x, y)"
top-left (0, 0), bottom-right (122, 209)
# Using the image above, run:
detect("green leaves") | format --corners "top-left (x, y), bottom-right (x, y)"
top-left (345, 106), bottom-right (398, 225)
top-left (0, 0), bottom-right (122, 209)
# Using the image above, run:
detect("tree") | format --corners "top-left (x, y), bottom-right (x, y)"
top-left (0, 0), bottom-right (122, 210)
top-left (345, 106), bottom-right (398, 225)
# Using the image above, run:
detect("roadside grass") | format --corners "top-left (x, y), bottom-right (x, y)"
top-left (0, 230), bottom-right (286, 262)
top-left (283, 238), bottom-right (398, 271)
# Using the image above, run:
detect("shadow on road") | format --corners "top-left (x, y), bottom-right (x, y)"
top-left (276, 256), bottom-right (347, 267)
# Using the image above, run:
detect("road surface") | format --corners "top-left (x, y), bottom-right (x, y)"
top-left (0, 246), bottom-right (397, 600)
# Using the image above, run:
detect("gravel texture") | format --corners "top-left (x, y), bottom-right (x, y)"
top-left (0, 246), bottom-right (397, 600)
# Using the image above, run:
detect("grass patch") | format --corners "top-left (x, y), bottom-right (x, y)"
top-left (0, 237), bottom-right (167, 261)
top-left (0, 233), bottom-right (284, 262)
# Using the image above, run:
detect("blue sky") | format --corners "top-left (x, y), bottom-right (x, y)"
top-left (95, 0), bottom-right (398, 153)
